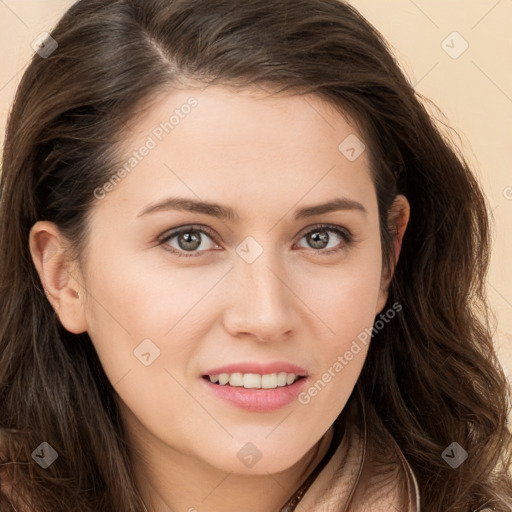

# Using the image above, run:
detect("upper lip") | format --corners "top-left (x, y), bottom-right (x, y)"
top-left (203, 362), bottom-right (308, 377)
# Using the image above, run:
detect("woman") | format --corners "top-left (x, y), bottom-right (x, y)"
top-left (0, 0), bottom-right (511, 510)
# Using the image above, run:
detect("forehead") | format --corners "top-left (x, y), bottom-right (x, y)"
top-left (93, 84), bottom-right (376, 222)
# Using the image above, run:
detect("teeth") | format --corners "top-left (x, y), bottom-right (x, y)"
top-left (244, 373), bottom-right (261, 388)
top-left (286, 373), bottom-right (296, 385)
top-left (208, 372), bottom-right (300, 389)
top-left (261, 374), bottom-right (277, 389)
top-left (229, 373), bottom-right (243, 386)
top-left (277, 372), bottom-right (287, 386)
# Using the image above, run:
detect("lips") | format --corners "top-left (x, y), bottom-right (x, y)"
top-left (201, 361), bottom-right (309, 412)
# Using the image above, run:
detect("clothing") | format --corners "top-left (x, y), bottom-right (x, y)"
top-left (295, 386), bottom-right (421, 511)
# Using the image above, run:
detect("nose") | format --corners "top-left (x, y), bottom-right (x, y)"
top-left (222, 248), bottom-right (298, 343)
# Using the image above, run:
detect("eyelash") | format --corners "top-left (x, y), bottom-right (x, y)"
top-left (158, 223), bottom-right (354, 258)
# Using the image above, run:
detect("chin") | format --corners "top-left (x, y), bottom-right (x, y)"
top-left (198, 438), bottom-right (310, 476)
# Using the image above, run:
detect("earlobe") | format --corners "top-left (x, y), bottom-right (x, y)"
top-left (28, 221), bottom-right (88, 334)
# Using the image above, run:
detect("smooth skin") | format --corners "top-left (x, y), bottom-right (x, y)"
top-left (29, 84), bottom-right (410, 512)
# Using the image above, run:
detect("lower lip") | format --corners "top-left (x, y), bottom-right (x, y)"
top-left (201, 377), bottom-right (308, 412)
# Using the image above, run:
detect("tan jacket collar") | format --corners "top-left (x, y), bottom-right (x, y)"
top-left (295, 387), bottom-right (421, 511)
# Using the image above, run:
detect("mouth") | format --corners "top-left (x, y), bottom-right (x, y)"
top-left (202, 372), bottom-right (307, 389)
top-left (201, 371), bottom-right (308, 412)
top-left (201, 362), bottom-right (309, 411)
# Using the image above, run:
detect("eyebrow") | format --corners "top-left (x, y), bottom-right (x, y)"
top-left (137, 196), bottom-right (367, 221)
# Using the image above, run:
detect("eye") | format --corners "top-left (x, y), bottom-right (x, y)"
top-left (296, 224), bottom-right (353, 254)
top-left (159, 225), bottom-right (221, 258)
top-left (158, 223), bottom-right (353, 258)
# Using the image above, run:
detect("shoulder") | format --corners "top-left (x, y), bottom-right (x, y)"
top-left (297, 391), bottom-right (421, 511)
top-left (349, 399), bottom-right (421, 512)
top-left (0, 473), bottom-right (33, 512)
top-left (0, 434), bottom-right (32, 511)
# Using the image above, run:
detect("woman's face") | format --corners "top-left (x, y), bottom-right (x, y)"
top-left (31, 85), bottom-right (406, 476)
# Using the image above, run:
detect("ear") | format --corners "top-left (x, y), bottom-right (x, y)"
top-left (28, 221), bottom-right (88, 334)
top-left (375, 194), bottom-right (410, 315)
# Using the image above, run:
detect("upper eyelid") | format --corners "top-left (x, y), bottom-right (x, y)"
top-left (298, 224), bottom-right (352, 238)
top-left (159, 224), bottom-right (219, 244)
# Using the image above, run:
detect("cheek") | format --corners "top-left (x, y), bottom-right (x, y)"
top-left (296, 293), bottom-right (376, 428)
top-left (82, 253), bottom-right (206, 450)
top-left (296, 247), bottom-right (383, 411)
top-left (82, 245), bottom-right (222, 382)
top-left (309, 247), bottom-right (384, 345)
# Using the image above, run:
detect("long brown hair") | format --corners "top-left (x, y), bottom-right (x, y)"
top-left (1, 1), bottom-right (511, 510)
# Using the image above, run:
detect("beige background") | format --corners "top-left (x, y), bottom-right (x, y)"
top-left (0, 1), bottom-right (511, 414)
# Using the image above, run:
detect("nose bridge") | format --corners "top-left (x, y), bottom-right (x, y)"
top-left (224, 236), bottom-right (295, 339)
top-left (238, 240), bottom-right (288, 311)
